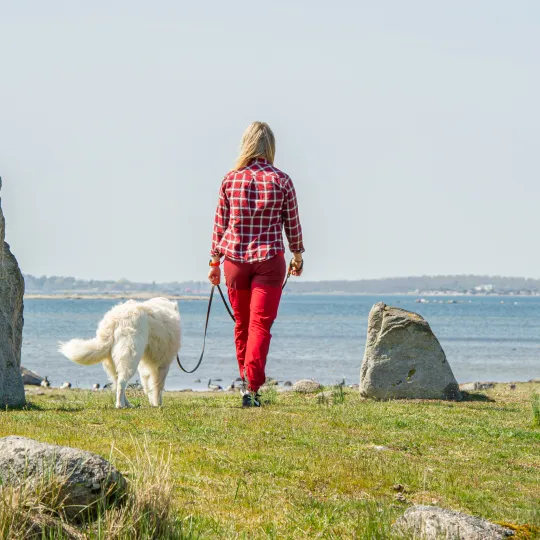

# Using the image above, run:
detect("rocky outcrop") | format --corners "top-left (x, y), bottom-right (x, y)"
top-left (293, 379), bottom-right (322, 393)
top-left (21, 366), bottom-right (46, 386)
top-left (394, 505), bottom-right (514, 539)
top-left (0, 177), bottom-right (26, 407)
top-left (360, 303), bottom-right (461, 400)
top-left (0, 436), bottom-right (126, 518)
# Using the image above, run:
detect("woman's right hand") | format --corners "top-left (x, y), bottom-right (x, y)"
top-left (208, 267), bottom-right (221, 285)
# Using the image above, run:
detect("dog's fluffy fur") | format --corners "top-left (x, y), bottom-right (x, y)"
top-left (59, 297), bottom-right (181, 408)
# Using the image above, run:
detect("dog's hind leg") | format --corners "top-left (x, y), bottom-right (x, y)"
top-left (140, 361), bottom-right (170, 407)
top-left (152, 363), bottom-right (171, 406)
top-left (102, 357), bottom-right (118, 390)
top-left (140, 368), bottom-right (151, 398)
top-left (111, 321), bottom-right (148, 409)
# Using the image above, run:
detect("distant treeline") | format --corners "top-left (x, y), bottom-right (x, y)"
top-left (24, 275), bottom-right (213, 294)
top-left (284, 275), bottom-right (540, 294)
top-left (23, 274), bottom-right (540, 295)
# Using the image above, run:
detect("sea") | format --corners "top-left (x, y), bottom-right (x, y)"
top-left (22, 294), bottom-right (540, 390)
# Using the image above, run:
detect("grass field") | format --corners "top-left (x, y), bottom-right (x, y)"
top-left (1, 383), bottom-right (539, 539)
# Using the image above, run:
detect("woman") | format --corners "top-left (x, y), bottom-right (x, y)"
top-left (208, 121), bottom-right (305, 407)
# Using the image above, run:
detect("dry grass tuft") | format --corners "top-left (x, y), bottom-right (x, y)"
top-left (93, 438), bottom-right (182, 540)
top-left (0, 474), bottom-right (83, 539)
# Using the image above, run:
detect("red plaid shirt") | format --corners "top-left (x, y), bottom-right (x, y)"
top-left (211, 158), bottom-right (305, 262)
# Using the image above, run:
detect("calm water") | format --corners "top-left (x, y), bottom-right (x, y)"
top-left (22, 295), bottom-right (540, 390)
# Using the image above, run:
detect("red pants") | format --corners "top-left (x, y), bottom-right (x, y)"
top-left (224, 253), bottom-right (286, 392)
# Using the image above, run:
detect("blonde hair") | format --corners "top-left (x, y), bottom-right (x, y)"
top-left (235, 121), bottom-right (276, 170)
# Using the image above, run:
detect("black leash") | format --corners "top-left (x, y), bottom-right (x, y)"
top-left (176, 259), bottom-right (300, 373)
top-left (281, 258), bottom-right (302, 291)
top-left (176, 284), bottom-right (233, 374)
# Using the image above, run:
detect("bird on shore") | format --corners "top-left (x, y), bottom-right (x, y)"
top-left (60, 382), bottom-right (72, 389)
top-left (128, 381), bottom-right (143, 390)
top-left (40, 377), bottom-right (51, 388)
top-left (208, 379), bottom-right (223, 391)
top-left (92, 383), bottom-right (100, 391)
top-left (226, 380), bottom-right (236, 392)
top-left (338, 378), bottom-right (346, 387)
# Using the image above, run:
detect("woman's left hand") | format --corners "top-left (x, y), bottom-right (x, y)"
top-left (290, 258), bottom-right (304, 277)
top-left (208, 267), bottom-right (221, 285)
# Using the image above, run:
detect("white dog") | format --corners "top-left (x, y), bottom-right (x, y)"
top-left (59, 297), bottom-right (181, 408)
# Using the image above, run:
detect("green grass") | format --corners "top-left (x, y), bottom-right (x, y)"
top-left (533, 393), bottom-right (540, 428)
top-left (1, 383), bottom-right (539, 539)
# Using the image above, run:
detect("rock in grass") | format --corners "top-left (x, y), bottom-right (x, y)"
top-left (0, 436), bottom-right (126, 519)
top-left (21, 366), bottom-right (46, 386)
top-left (359, 303), bottom-right (462, 400)
top-left (394, 505), bottom-right (514, 539)
top-left (460, 382), bottom-right (496, 392)
top-left (293, 379), bottom-right (322, 393)
top-left (0, 178), bottom-right (26, 407)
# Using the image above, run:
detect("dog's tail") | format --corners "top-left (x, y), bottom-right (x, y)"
top-left (59, 338), bottom-right (110, 365)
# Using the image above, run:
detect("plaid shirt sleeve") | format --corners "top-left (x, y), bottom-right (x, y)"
top-left (282, 177), bottom-right (305, 253)
top-left (210, 180), bottom-right (230, 257)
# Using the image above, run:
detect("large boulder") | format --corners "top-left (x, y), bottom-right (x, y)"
top-left (0, 177), bottom-right (25, 407)
top-left (360, 303), bottom-right (461, 400)
top-left (0, 436), bottom-right (126, 518)
top-left (394, 505), bottom-right (514, 539)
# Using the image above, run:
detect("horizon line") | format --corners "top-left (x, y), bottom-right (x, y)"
top-left (22, 273), bottom-right (540, 284)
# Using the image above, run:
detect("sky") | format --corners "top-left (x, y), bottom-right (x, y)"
top-left (1, 1), bottom-right (539, 282)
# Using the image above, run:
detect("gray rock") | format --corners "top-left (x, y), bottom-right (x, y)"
top-left (360, 303), bottom-right (462, 400)
top-left (460, 382), bottom-right (496, 392)
top-left (394, 505), bottom-right (514, 539)
top-left (283, 381), bottom-right (292, 387)
top-left (0, 178), bottom-right (25, 407)
top-left (0, 436), bottom-right (126, 518)
top-left (372, 445), bottom-right (390, 451)
top-left (21, 366), bottom-right (46, 386)
top-left (293, 379), bottom-right (322, 393)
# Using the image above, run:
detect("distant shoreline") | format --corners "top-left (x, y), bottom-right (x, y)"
top-left (24, 293), bottom-right (208, 301)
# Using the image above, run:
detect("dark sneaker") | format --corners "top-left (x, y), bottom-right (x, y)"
top-left (242, 392), bottom-right (261, 408)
